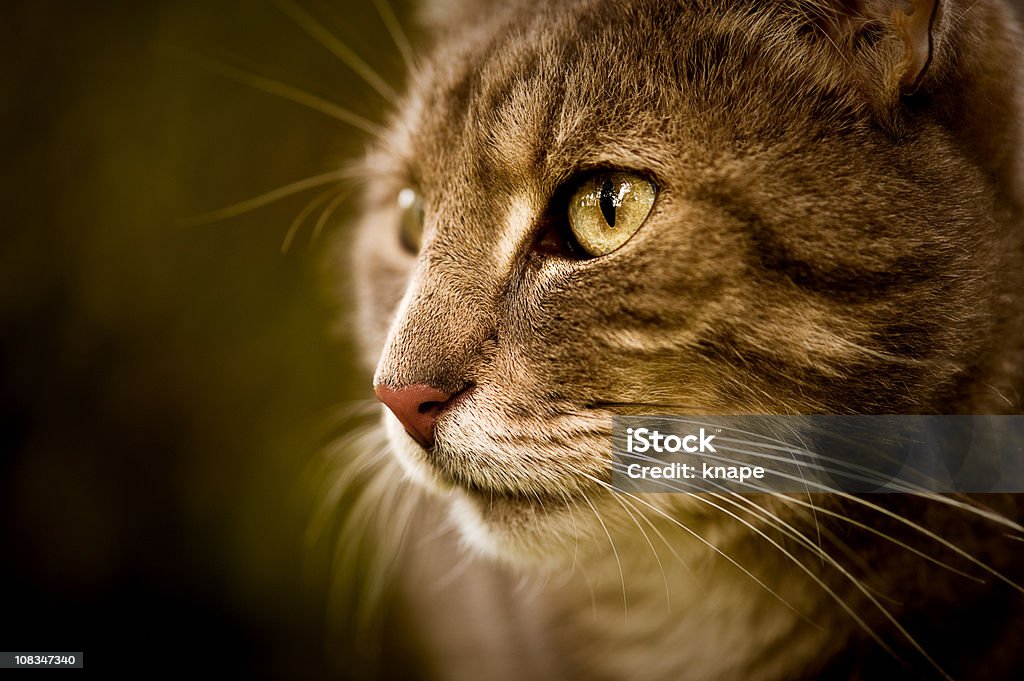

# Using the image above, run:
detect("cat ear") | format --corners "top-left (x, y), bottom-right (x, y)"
top-left (822, 0), bottom-right (942, 93)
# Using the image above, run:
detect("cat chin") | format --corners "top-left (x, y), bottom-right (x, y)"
top-left (381, 415), bottom-right (579, 564)
top-left (381, 410), bottom-right (624, 566)
top-left (448, 492), bottom-right (583, 567)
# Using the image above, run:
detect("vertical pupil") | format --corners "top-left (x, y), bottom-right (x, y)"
top-left (599, 178), bottom-right (617, 227)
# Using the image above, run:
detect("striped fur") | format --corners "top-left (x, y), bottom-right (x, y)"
top-left (341, 1), bottom-right (1024, 679)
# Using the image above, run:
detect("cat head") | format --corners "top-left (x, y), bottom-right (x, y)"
top-left (346, 0), bottom-right (1023, 562)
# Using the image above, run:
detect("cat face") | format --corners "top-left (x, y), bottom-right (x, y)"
top-left (349, 0), bottom-right (1020, 561)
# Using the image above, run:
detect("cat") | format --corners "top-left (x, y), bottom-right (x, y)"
top-left (336, 0), bottom-right (1024, 679)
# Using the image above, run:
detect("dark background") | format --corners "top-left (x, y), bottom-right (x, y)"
top-left (7, 2), bottom-right (1024, 680)
top-left (1, 1), bottom-right (413, 677)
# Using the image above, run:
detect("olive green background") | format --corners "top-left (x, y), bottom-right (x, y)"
top-left (1, 2), bottom-right (413, 677)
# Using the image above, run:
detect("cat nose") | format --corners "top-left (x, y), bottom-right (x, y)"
top-left (374, 383), bottom-right (457, 448)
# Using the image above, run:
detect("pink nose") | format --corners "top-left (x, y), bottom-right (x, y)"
top-left (374, 383), bottom-right (455, 448)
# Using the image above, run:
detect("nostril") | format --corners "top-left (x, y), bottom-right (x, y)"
top-left (418, 400), bottom-right (444, 414)
top-left (373, 382), bottom-right (469, 448)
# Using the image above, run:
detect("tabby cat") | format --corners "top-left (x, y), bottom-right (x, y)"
top-left (339, 0), bottom-right (1024, 678)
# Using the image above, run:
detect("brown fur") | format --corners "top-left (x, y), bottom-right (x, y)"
top-left (338, 1), bottom-right (1024, 679)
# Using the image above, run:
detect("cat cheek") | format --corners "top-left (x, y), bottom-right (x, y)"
top-left (350, 212), bottom-right (427, 368)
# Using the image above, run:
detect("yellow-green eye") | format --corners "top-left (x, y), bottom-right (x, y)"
top-left (568, 171), bottom-right (656, 256)
top-left (397, 187), bottom-right (424, 253)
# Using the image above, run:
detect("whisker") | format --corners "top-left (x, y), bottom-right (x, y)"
top-left (580, 491), bottom-right (628, 622)
top-left (837, 491), bottom-right (1024, 595)
top-left (282, 187), bottom-right (341, 253)
top-left (561, 462), bottom-right (695, 591)
top-left (162, 46), bottom-right (384, 136)
top-left (317, 434), bottom-right (414, 671)
top-left (771, 493), bottom-right (985, 583)
top-left (180, 168), bottom-right (348, 227)
top-left (608, 487), bottom-right (672, 611)
top-left (646, 414), bottom-right (1024, 533)
top-left (310, 188), bottom-right (354, 245)
top-left (704, 488), bottom-right (951, 680)
top-left (564, 491), bottom-right (580, 575)
top-left (619, 443), bottom-right (1022, 591)
top-left (645, 416), bottom-right (927, 487)
top-left (273, 0), bottom-right (399, 102)
top-left (431, 546), bottom-right (475, 591)
top-left (907, 492), bottom-right (1024, 534)
top-left (765, 423), bottom-right (825, 564)
top-left (629, 502), bottom-right (699, 582)
top-left (350, 473), bottom-right (419, 635)
top-left (372, 0), bottom-right (417, 71)
top-left (608, 462), bottom-right (917, 676)
top-left (610, 451), bottom-right (1003, 674)
top-left (575, 470), bottom-right (812, 622)
top-left (577, 558), bottom-right (600, 621)
top-left (306, 417), bottom-right (387, 544)
top-left (613, 452), bottom-right (958, 616)
top-left (803, 518), bottom-right (902, 604)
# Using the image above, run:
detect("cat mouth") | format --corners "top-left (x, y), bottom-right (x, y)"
top-left (424, 432), bottom-right (597, 507)
top-left (379, 391), bottom-right (609, 508)
top-left (434, 452), bottom-right (603, 509)
top-left (454, 478), bottom-right (579, 508)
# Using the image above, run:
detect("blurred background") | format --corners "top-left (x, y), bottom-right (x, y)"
top-left (1, 1), bottom-right (414, 677)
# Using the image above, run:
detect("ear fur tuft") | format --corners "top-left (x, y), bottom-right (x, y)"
top-left (817, 0), bottom-right (942, 94)
top-left (890, 0), bottom-right (941, 92)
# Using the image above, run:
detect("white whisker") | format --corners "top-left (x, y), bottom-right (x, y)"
top-left (576, 470), bottom-right (811, 622)
top-left (610, 486), bottom-right (672, 611)
top-left (372, 0), bottom-right (417, 71)
top-left (282, 187), bottom-right (341, 253)
top-left (564, 491), bottom-right (581, 575)
top-left (181, 168), bottom-right (349, 228)
top-left (273, 0), bottom-right (399, 102)
top-left (771, 493), bottom-right (985, 583)
top-left (310, 189), bottom-right (353, 245)
top-left (162, 46), bottom-right (384, 136)
top-left (580, 491), bottom-right (628, 622)
top-left (837, 491), bottom-right (1024, 596)
top-left (616, 449), bottom-right (998, 584)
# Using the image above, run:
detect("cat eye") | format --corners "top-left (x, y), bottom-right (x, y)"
top-left (567, 171), bottom-right (656, 256)
top-left (397, 187), bottom-right (425, 253)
